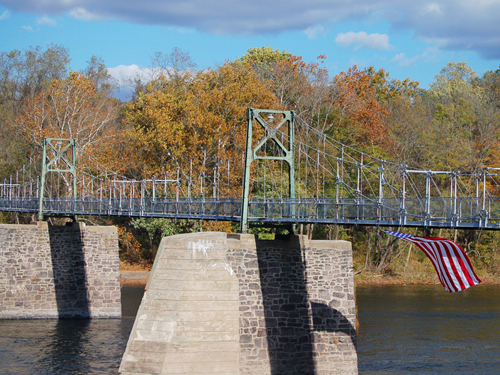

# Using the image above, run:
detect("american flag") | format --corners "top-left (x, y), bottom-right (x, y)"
top-left (385, 230), bottom-right (481, 292)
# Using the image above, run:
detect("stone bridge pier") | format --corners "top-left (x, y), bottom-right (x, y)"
top-left (0, 221), bottom-right (121, 319)
top-left (120, 232), bottom-right (357, 375)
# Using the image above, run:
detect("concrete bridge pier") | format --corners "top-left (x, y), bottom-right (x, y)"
top-left (120, 232), bottom-right (357, 375)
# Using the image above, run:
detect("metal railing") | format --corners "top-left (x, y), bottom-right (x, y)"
top-left (1, 196), bottom-right (500, 229)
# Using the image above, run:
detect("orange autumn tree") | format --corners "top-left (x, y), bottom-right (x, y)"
top-left (363, 67), bottom-right (425, 165)
top-left (330, 65), bottom-right (388, 147)
top-left (237, 47), bottom-right (333, 127)
top-left (15, 71), bottom-right (119, 153)
top-left (124, 61), bottom-right (278, 198)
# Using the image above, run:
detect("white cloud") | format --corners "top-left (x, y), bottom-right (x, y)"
top-left (392, 53), bottom-right (419, 67)
top-left (21, 25), bottom-right (32, 31)
top-left (69, 7), bottom-right (100, 20)
top-left (2, 0), bottom-right (500, 58)
top-left (108, 64), bottom-right (154, 87)
top-left (304, 25), bottom-right (325, 40)
top-left (108, 64), bottom-right (183, 101)
top-left (36, 16), bottom-right (58, 27)
top-left (0, 10), bottom-right (9, 20)
top-left (106, 65), bottom-right (147, 101)
top-left (391, 48), bottom-right (439, 67)
top-left (335, 31), bottom-right (391, 50)
top-left (424, 3), bottom-right (443, 14)
top-left (0, 0), bottom-right (389, 34)
top-left (394, 1), bottom-right (500, 59)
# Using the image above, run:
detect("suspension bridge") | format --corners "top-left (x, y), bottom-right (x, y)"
top-left (2, 108), bottom-right (500, 231)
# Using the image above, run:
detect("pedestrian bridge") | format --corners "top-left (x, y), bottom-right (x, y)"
top-left (2, 108), bottom-right (500, 230)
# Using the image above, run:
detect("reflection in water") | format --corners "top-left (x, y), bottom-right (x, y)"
top-left (0, 285), bottom-right (143, 375)
top-left (41, 319), bottom-right (91, 373)
top-left (357, 285), bottom-right (500, 374)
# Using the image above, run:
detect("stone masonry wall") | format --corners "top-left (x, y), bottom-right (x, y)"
top-left (0, 221), bottom-right (121, 319)
top-left (120, 232), bottom-right (357, 375)
top-left (229, 235), bottom-right (357, 375)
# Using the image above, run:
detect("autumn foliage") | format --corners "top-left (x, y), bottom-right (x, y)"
top-left (332, 65), bottom-right (388, 145)
top-left (124, 61), bottom-right (278, 196)
top-left (5, 45), bottom-right (500, 272)
top-left (15, 71), bottom-right (119, 153)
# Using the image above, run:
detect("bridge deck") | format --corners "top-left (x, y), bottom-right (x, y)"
top-left (2, 197), bottom-right (499, 229)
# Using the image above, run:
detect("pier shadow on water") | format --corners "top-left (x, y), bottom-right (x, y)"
top-left (41, 319), bottom-right (92, 374)
top-left (256, 236), bottom-right (356, 375)
top-left (49, 222), bottom-right (90, 318)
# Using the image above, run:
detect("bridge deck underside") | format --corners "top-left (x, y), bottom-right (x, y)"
top-left (2, 197), bottom-right (500, 230)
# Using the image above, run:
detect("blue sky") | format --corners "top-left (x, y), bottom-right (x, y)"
top-left (1, 0), bottom-right (500, 98)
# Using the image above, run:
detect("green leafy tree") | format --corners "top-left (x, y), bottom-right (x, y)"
top-left (426, 62), bottom-right (499, 171)
top-left (130, 218), bottom-right (201, 261)
top-left (479, 66), bottom-right (500, 109)
top-left (236, 46), bottom-right (291, 70)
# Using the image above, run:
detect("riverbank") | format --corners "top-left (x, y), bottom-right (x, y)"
top-left (354, 271), bottom-right (500, 286)
top-left (119, 260), bottom-right (500, 286)
top-left (120, 270), bottom-right (150, 285)
top-left (119, 260), bottom-right (150, 285)
top-left (118, 269), bottom-right (500, 287)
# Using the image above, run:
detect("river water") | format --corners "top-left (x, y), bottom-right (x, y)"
top-left (0, 285), bottom-right (144, 375)
top-left (1, 284), bottom-right (499, 374)
top-left (357, 284), bottom-right (500, 374)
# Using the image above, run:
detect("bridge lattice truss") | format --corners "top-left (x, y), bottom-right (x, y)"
top-left (2, 108), bottom-right (500, 230)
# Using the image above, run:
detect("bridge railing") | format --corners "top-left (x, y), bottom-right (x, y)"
top-left (0, 197), bottom-right (242, 220)
top-left (246, 197), bottom-right (500, 228)
top-left (0, 197), bottom-right (39, 213)
top-left (1, 195), bottom-right (500, 229)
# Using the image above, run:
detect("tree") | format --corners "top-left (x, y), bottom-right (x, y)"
top-left (0, 45), bottom-right (70, 116)
top-left (364, 66), bottom-right (422, 103)
top-left (238, 48), bottom-right (334, 131)
top-left (84, 55), bottom-right (112, 92)
top-left (150, 47), bottom-right (197, 80)
top-left (432, 62), bottom-right (477, 89)
top-left (0, 45), bottom-right (71, 136)
top-left (383, 94), bottom-right (432, 166)
top-left (425, 62), bottom-right (499, 172)
top-left (0, 45), bottom-right (71, 179)
top-left (327, 65), bottom-right (388, 147)
top-left (366, 67), bottom-right (427, 166)
top-left (14, 71), bottom-right (119, 151)
top-left (130, 218), bottom-right (200, 262)
top-left (127, 48), bottom-right (197, 102)
top-left (124, 61), bottom-right (278, 195)
top-left (479, 67), bottom-right (500, 109)
top-left (236, 46), bottom-right (291, 71)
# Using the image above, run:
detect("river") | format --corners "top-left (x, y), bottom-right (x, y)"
top-left (0, 285), bottom-right (144, 374)
top-left (357, 284), bottom-right (500, 374)
top-left (0, 284), bottom-right (499, 374)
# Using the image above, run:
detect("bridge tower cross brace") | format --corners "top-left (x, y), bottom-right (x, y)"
top-left (241, 108), bottom-right (295, 233)
top-left (38, 138), bottom-right (77, 221)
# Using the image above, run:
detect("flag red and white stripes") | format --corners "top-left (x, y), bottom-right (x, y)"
top-left (385, 231), bottom-right (481, 292)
